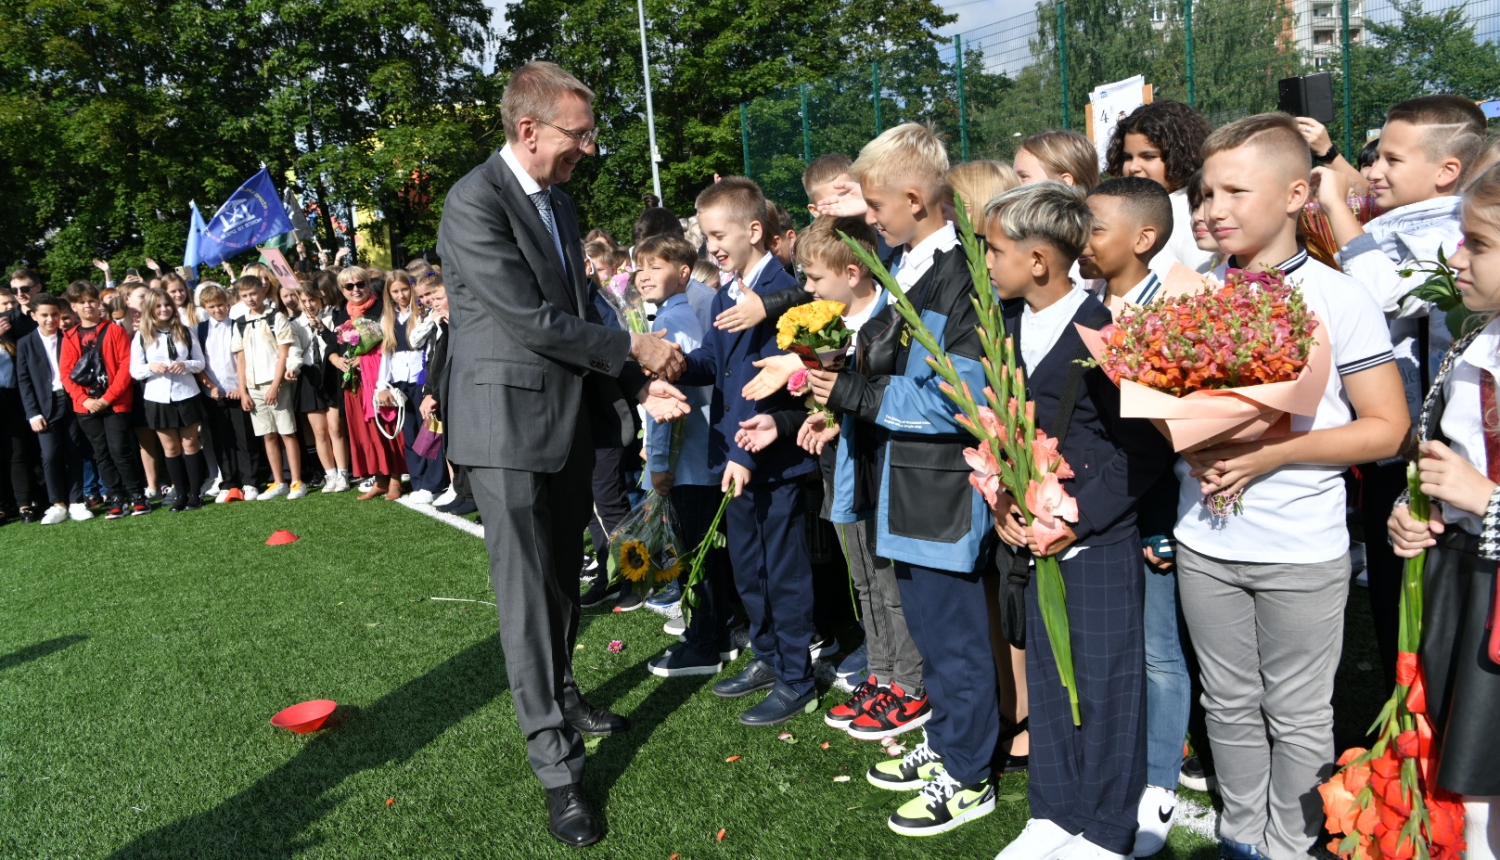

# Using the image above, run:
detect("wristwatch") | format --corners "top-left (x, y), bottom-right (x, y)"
top-left (1313, 143), bottom-right (1340, 166)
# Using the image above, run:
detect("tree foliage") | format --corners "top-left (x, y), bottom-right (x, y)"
top-left (0, 0), bottom-right (499, 287)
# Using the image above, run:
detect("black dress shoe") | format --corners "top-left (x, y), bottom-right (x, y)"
top-left (545, 783), bottom-right (601, 847)
top-left (738, 681), bottom-right (817, 726)
top-left (439, 498), bottom-right (478, 515)
top-left (563, 700), bottom-right (629, 736)
top-left (712, 658), bottom-right (777, 698)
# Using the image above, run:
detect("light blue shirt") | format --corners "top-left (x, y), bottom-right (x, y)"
top-left (646, 292), bottom-right (714, 486)
top-left (0, 348), bottom-right (14, 389)
top-left (686, 278), bottom-right (716, 333)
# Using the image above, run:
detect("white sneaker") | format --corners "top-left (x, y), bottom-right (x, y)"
top-left (41, 505), bottom-right (69, 525)
top-left (242, 485), bottom-right (261, 501)
top-left (321, 474), bottom-right (340, 493)
top-left (205, 477), bottom-right (221, 497)
top-left (663, 616), bottom-right (686, 636)
top-left (145, 487), bottom-right (161, 503)
top-left (996, 819), bottom-right (1079, 860)
top-left (260, 483), bottom-right (288, 500)
top-left (287, 482), bottom-right (308, 500)
top-left (1058, 836), bottom-right (1131, 859)
top-left (358, 477), bottom-right (376, 493)
top-left (407, 489), bottom-right (434, 505)
top-left (68, 503), bottom-right (95, 521)
top-left (162, 485), bottom-right (178, 503)
top-left (433, 487), bottom-right (458, 507)
top-left (1132, 785), bottom-right (1177, 857)
top-left (216, 488), bottom-right (233, 504)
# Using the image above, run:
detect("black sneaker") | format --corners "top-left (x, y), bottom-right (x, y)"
top-left (613, 583), bottom-right (648, 613)
top-left (19, 506), bottom-right (39, 524)
top-left (105, 498), bottom-right (127, 520)
top-left (648, 647), bottom-right (722, 677)
top-left (1180, 755), bottom-right (1217, 792)
top-left (130, 494), bottom-right (152, 516)
top-left (438, 498), bottom-right (477, 515)
top-left (580, 575), bottom-right (621, 609)
top-left (182, 496), bottom-right (205, 512)
top-left (578, 555), bottom-right (599, 579)
top-left (86, 494), bottom-right (104, 510)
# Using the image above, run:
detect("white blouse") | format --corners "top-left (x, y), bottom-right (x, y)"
top-left (130, 328), bottom-right (206, 404)
top-left (1437, 318), bottom-right (1500, 534)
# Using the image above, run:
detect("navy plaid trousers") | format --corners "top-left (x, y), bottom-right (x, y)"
top-left (1025, 538), bottom-right (1148, 855)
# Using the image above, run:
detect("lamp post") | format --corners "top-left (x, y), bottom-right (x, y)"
top-left (637, 0), bottom-right (663, 201)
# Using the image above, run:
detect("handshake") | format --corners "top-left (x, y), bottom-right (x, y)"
top-left (628, 330), bottom-right (694, 424)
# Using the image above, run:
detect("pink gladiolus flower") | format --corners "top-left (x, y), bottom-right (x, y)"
top-left (976, 406), bottom-right (1003, 438)
top-left (963, 445), bottom-right (1001, 507)
top-left (1030, 430), bottom-right (1075, 480)
top-left (787, 368), bottom-right (809, 395)
top-left (1026, 473), bottom-right (1079, 555)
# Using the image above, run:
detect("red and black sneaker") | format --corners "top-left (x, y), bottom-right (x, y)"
top-left (847, 681), bottom-right (931, 740)
top-left (105, 497), bottom-right (127, 520)
top-left (823, 675), bottom-right (883, 730)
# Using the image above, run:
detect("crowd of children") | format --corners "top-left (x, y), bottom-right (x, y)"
top-left (0, 260), bottom-right (454, 521)
top-left (5, 91), bottom-right (1500, 860)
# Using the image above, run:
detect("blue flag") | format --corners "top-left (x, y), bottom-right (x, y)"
top-left (195, 168), bottom-right (295, 267)
top-left (183, 201), bottom-right (208, 271)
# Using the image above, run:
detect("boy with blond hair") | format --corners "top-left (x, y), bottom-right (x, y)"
top-left (1180, 113), bottom-right (1408, 860)
top-left (676, 176), bottom-right (819, 726)
top-left (806, 122), bottom-right (1000, 837)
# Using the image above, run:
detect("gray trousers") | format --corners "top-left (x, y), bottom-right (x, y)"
top-left (468, 420), bottom-right (594, 789)
top-left (1176, 544), bottom-right (1350, 860)
top-left (838, 518), bottom-right (923, 695)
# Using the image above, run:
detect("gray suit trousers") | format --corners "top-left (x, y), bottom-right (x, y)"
top-left (469, 408), bottom-right (594, 789)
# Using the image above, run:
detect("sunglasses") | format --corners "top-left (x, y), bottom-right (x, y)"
top-left (342, 281), bottom-right (368, 291)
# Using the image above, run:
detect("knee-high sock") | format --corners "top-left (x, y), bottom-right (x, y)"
top-left (185, 452), bottom-right (207, 501)
top-left (163, 455), bottom-right (188, 500)
top-left (1467, 799), bottom-right (1499, 860)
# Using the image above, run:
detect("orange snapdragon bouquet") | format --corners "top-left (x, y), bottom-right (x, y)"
top-left (1320, 465), bottom-right (1465, 860)
top-left (1078, 268), bottom-right (1330, 520)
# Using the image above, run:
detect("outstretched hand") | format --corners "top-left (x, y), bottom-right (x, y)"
top-left (638, 378), bottom-right (691, 423)
top-left (734, 415), bottom-right (779, 453)
top-left (741, 353), bottom-right (806, 400)
top-left (814, 180), bottom-right (867, 217)
top-left (630, 330), bottom-right (686, 380)
top-left (714, 285), bottom-right (766, 332)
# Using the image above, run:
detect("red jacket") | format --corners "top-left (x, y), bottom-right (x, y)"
top-left (60, 321), bottom-right (135, 414)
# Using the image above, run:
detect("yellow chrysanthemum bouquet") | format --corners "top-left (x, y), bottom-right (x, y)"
top-left (776, 299), bottom-right (852, 419)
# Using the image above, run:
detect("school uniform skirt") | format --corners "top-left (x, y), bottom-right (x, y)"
top-left (143, 397), bottom-right (206, 431)
top-left (1421, 530), bottom-right (1500, 796)
top-left (294, 364), bottom-right (335, 412)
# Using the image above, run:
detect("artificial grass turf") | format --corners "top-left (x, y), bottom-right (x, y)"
top-left (0, 493), bottom-right (1380, 859)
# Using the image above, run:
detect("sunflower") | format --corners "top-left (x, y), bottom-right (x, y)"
top-left (617, 540), bottom-right (651, 582)
top-left (655, 562), bottom-right (683, 584)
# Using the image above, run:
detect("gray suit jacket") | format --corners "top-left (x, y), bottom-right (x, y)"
top-left (437, 149), bottom-right (638, 473)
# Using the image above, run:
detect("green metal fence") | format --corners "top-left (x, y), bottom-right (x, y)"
top-left (739, 0), bottom-right (1500, 219)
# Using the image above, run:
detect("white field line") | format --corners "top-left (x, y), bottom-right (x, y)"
top-left (394, 495), bottom-right (485, 538)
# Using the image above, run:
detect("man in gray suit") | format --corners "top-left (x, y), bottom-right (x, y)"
top-left (436, 61), bottom-right (688, 848)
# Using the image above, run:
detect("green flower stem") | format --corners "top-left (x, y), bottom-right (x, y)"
top-left (679, 481), bottom-right (734, 627)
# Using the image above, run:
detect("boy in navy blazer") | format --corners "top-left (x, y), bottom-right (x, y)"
top-left (17, 294), bottom-right (91, 523)
top-left (676, 176), bottom-right (818, 727)
top-left (985, 182), bottom-right (1174, 860)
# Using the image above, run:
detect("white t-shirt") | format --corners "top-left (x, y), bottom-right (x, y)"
top-left (1173, 250), bottom-right (1396, 564)
top-left (843, 287), bottom-right (885, 348)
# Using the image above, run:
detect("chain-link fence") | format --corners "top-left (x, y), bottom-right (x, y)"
top-left (740, 0), bottom-right (1500, 220)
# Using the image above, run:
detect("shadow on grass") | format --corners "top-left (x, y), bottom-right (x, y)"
top-left (578, 651), bottom-right (714, 835)
top-left (0, 634), bottom-right (87, 671)
top-left (106, 634), bottom-right (509, 860)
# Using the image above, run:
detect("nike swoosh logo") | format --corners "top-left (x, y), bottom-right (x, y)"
top-left (1158, 805), bottom-right (1175, 823)
top-left (957, 793), bottom-right (989, 811)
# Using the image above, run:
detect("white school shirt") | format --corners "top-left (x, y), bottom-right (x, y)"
top-left (1436, 317), bottom-right (1500, 535)
top-left (1148, 188), bottom-right (1216, 279)
top-left (892, 222), bottom-right (958, 291)
top-left (376, 311), bottom-right (425, 389)
top-left (1173, 250), bottom-right (1396, 564)
top-left (727, 251), bottom-right (774, 304)
top-left (291, 315), bottom-right (328, 368)
top-left (843, 287), bottom-right (885, 348)
top-left (201, 317), bottom-right (239, 392)
top-left (129, 329), bottom-right (206, 404)
top-left (25, 331), bottom-right (64, 422)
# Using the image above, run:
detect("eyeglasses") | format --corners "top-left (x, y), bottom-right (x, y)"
top-left (536, 119), bottom-right (598, 148)
top-left (343, 280), bottom-right (368, 291)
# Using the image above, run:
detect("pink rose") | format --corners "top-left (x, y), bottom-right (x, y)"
top-left (787, 368), bottom-right (809, 396)
top-left (1025, 472), bottom-right (1079, 555)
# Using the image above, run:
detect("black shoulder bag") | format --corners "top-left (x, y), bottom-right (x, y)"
top-left (69, 325), bottom-right (110, 398)
top-left (998, 340), bottom-right (1091, 648)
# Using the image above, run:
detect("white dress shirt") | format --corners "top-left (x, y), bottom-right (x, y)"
top-left (1019, 288), bottom-right (1089, 376)
top-left (201, 317), bottom-right (239, 392)
top-left (130, 328), bottom-right (206, 404)
top-left (892, 222), bottom-right (958, 291)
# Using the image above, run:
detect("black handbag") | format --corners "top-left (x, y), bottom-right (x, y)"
top-left (998, 339), bottom-right (1091, 648)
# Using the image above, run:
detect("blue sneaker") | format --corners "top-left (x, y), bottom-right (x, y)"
top-left (645, 581), bottom-right (682, 615)
top-left (1219, 840), bottom-right (1269, 860)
